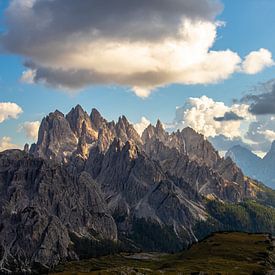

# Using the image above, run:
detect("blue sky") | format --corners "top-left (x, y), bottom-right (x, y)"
top-left (1, 0), bottom-right (275, 153)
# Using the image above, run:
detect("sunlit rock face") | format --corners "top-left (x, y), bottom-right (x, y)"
top-left (32, 106), bottom-right (142, 162)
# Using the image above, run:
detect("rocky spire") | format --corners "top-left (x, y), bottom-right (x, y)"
top-left (141, 119), bottom-right (167, 144)
top-left (115, 115), bottom-right (142, 146)
top-left (23, 143), bottom-right (29, 153)
top-left (90, 108), bottom-right (107, 130)
top-left (156, 119), bottom-right (164, 131)
top-left (34, 110), bottom-right (78, 162)
top-left (66, 105), bottom-right (97, 140)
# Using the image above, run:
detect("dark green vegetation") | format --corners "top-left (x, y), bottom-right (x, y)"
top-left (129, 218), bottom-right (184, 252)
top-left (67, 197), bottom-right (275, 260)
top-left (50, 232), bottom-right (275, 274)
top-left (194, 199), bottom-right (275, 240)
top-left (125, 198), bottom-right (275, 254)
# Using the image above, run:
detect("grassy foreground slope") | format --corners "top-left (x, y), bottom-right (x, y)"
top-left (51, 232), bottom-right (275, 274)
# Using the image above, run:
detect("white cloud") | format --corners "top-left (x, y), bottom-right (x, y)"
top-left (173, 96), bottom-right (275, 153)
top-left (0, 102), bottom-right (23, 123)
top-left (134, 117), bottom-right (151, 136)
top-left (245, 115), bottom-right (275, 151)
top-left (242, 48), bottom-right (274, 74)
top-left (0, 137), bottom-right (19, 152)
top-left (132, 87), bottom-right (154, 99)
top-left (260, 129), bottom-right (275, 141)
top-left (3, 1), bottom-right (273, 98)
top-left (19, 121), bottom-right (40, 140)
top-left (173, 95), bottom-right (253, 138)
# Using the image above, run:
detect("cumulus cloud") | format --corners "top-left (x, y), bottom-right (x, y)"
top-left (134, 117), bottom-right (151, 136)
top-left (173, 96), bottom-right (252, 138)
top-left (1, 0), bottom-right (273, 97)
top-left (214, 111), bottom-right (244, 122)
top-left (19, 121), bottom-right (40, 140)
top-left (0, 102), bottom-right (23, 123)
top-left (242, 48), bottom-right (274, 74)
top-left (172, 95), bottom-right (275, 153)
top-left (0, 137), bottom-right (19, 152)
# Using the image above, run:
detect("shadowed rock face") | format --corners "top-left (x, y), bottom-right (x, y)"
top-left (34, 110), bottom-right (78, 162)
top-left (85, 139), bottom-right (206, 248)
top-left (0, 150), bottom-right (117, 273)
top-left (142, 124), bottom-right (252, 202)
top-left (0, 105), bottom-right (271, 273)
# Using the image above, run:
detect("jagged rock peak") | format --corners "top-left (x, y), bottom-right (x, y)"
top-left (23, 143), bottom-right (29, 153)
top-left (52, 109), bottom-right (64, 117)
top-left (141, 124), bottom-right (154, 140)
top-left (34, 109), bottom-right (78, 162)
top-left (117, 115), bottom-right (129, 127)
top-left (117, 115), bottom-right (130, 127)
top-left (141, 120), bottom-right (167, 144)
top-left (115, 115), bottom-right (142, 147)
top-left (66, 104), bottom-right (96, 139)
top-left (156, 119), bottom-right (164, 131)
top-left (180, 127), bottom-right (219, 158)
top-left (181, 126), bottom-right (202, 137)
top-left (66, 104), bottom-right (85, 120)
top-left (90, 108), bottom-right (107, 130)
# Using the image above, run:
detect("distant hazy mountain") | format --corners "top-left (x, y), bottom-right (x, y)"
top-left (226, 142), bottom-right (275, 189)
top-left (0, 105), bottom-right (275, 273)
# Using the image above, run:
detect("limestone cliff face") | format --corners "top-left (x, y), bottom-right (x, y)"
top-left (142, 123), bottom-right (219, 167)
top-left (66, 104), bottom-right (98, 143)
top-left (33, 107), bottom-right (142, 161)
top-left (0, 105), bottom-right (269, 273)
top-left (0, 150), bottom-right (117, 273)
top-left (85, 140), bottom-right (207, 247)
top-left (34, 110), bottom-right (78, 162)
top-left (142, 122), bottom-right (251, 202)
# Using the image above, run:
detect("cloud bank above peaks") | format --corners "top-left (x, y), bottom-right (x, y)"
top-left (172, 92), bottom-right (275, 153)
top-left (1, 0), bottom-right (274, 97)
top-left (173, 96), bottom-right (252, 138)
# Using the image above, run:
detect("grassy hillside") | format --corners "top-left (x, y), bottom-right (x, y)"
top-left (51, 232), bottom-right (275, 274)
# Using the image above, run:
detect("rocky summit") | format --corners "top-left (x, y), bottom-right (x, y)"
top-left (1, 105), bottom-right (275, 274)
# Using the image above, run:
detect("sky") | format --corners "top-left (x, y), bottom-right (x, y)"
top-left (1, 0), bottom-right (275, 156)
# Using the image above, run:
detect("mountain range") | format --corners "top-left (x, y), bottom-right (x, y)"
top-left (0, 105), bottom-right (275, 273)
top-left (226, 143), bottom-right (275, 189)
